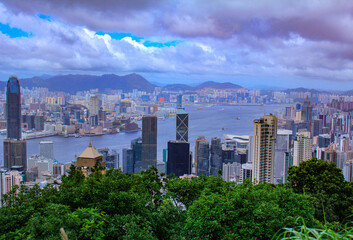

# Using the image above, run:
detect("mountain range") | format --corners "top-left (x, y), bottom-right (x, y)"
top-left (0, 74), bottom-right (352, 95)
top-left (0, 74), bottom-right (245, 93)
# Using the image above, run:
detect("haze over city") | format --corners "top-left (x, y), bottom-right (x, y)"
top-left (0, 0), bottom-right (352, 90)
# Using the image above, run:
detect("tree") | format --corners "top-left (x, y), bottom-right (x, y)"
top-left (287, 158), bottom-right (353, 223)
top-left (184, 180), bottom-right (317, 239)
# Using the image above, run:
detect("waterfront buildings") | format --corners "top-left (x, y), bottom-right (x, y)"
top-left (39, 141), bottom-right (54, 160)
top-left (142, 115), bottom-right (157, 170)
top-left (252, 114), bottom-right (277, 184)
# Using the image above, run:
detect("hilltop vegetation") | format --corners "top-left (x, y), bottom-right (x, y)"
top-left (0, 158), bottom-right (353, 239)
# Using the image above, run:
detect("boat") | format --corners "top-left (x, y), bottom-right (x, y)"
top-left (235, 117), bottom-right (240, 120)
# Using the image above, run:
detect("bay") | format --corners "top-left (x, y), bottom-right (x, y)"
top-left (0, 104), bottom-right (288, 166)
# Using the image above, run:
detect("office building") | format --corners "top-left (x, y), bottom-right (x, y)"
top-left (274, 130), bottom-right (292, 183)
top-left (119, 99), bottom-right (132, 114)
top-left (222, 148), bottom-right (235, 164)
top-left (293, 130), bottom-right (312, 166)
top-left (240, 163), bottom-right (253, 183)
top-left (122, 148), bottom-right (134, 174)
top-left (4, 139), bottom-right (27, 171)
top-left (301, 96), bottom-right (312, 124)
top-left (27, 155), bottom-right (54, 178)
top-left (132, 137), bottom-right (143, 173)
top-left (176, 94), bottom-right (183, 109)
top-left (98, 148), bottom-right (119, 169)
top-left (4, 77), bottom-right (27, 172)
top-left (283, 151), bottom-right (293, 183)
top-left (62, 110), bottom-right (70, 125)
top-left (167, 141), bottom-right (191, 177)
top-left (222, 162), bottom-right (241, 182)
top-left (6, 77), bottom-right (22, 140)
top-left (39, 141), bottom-right (54, 160)
top-left (195, 136), bottom-right (207, 174)
top-left (176, 108), bottom-right (189, 142)
top-left (210, 137), bottom-right (222, 176)
top-left (343, 160), bottom-right (353, 182)
top-left (89, 96), bottom-right (99, 116)
top-left (34, 115), bottom-right (44, 131)
top-left (142, 115), bottom-right (157, 170)
top-left (252, 114), bottom-right (277, 184)
top-left (196, 140), bottom-right (210, 176)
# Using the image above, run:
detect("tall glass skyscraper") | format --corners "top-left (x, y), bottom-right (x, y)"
top-left (176, 108), bottom-right (189, 142)
top-left (6, 76), bottom-right (22, 140)
top-left (142, 115), bottom-right (157, 170)
top-left (167, 141), bottom-right (191, 177)
top-left (4, 76), bottom-right (27, 171)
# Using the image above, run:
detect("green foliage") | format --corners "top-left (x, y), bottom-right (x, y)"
top-left (272, 219), bottom-right (353, 239)
top-left (0, 159), bottom-right (351, 239)
top-left (185, 180), bottom-right (317, 239)
top-left (287, 158), bottom-right (353, 223)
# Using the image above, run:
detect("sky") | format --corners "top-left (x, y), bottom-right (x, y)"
top-left (0, 0), bottom-right (352, 90)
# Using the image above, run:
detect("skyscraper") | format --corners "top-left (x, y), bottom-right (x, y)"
top-left (176, 108), bottom-right (189, 142)
top-left (4, 76), bottom-right (27, 171)
top-left (6, 76), bottom-right (21, 140)
top-left (196, 140), bottom-right (210, 176)
top-left (89, 95), bottom-right (99, 116)
top-left (142, 115), bottom-right (157, 170)
top-left (274, 130), bottom-right (292, 183)
top-left (176, 94), bottom-right (189, 142)
top-left (210, 137), bottom-right (222, 176)
top-left (195, 136), bottom-right (207, 174)
top-left (252, 114), bottom-right (277, 184)
top-left (132, 137), bottom-right (143, 173)
top-left (122, 148), bottom-right (134, 174)
top-left (301, 96), bottom-right (312, 124)
top-left (293, 130), bottom-right (312, 166)
top-left (39, 141), bottom-right (54, 160)
top-left (176, 94), bottom-right (183, 109)
top-left (167, 141), bottom-right (191, 177)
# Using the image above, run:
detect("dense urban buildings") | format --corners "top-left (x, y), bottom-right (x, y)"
top-left (0, 72), bottom-right (353, 190)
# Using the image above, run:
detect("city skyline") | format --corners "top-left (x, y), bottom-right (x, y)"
top-left (0, 1), bottom-right (352, 90)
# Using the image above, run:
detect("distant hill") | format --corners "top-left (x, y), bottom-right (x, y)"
top-left (195, 81), bottom-right (243, 90)
top-left (163, 81), bottom-right (244, 91)
top-left (12, 73), bottom-right (156, 93)
top-left (284, 87), bottom-right (329, 94)
top-left (162, 84), bottom-right (194, 91)
top-left (343, 90), bottom-right (353, 96)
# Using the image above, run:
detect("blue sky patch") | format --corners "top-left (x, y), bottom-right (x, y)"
top-left (37, 13), bottom-right (53, 22)
top-left (96, 31), bottom-right (182, 48)
top-left (0, 22), bottom-right (30, 38)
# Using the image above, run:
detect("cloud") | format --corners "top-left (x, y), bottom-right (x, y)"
top-left (0, 1), bottom-right (352, 89)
